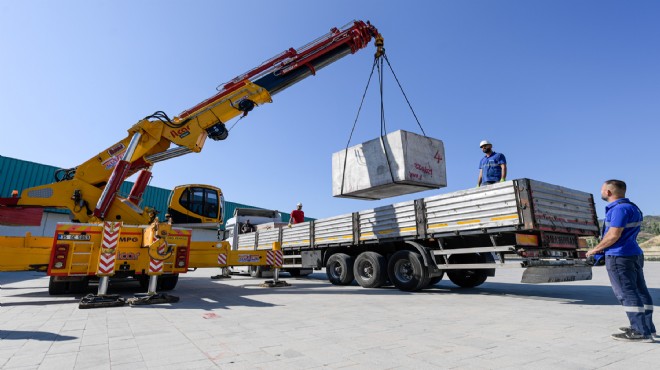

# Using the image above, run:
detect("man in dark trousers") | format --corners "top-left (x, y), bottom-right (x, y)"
top-left (477, 140), bottom-right (507, 186)
top-left (586, 179), bottom-right (655, 342)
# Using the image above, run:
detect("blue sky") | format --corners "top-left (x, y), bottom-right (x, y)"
top-left (1, 1), bottom-right (658, 219)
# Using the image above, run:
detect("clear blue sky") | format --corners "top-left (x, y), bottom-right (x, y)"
top-left (1, 1), bottom-right (658, 219)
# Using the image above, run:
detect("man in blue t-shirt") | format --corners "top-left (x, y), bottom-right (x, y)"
top-left (477, 140), bottom-right (507, 186)
top-left (586, 179), bottom-right (655, 343)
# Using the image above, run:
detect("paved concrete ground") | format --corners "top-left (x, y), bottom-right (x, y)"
top-left (2, 263), bottom-right (660, 369)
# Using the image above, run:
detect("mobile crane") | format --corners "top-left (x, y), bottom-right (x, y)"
top-left (0, 20), bottom-right (383, 307)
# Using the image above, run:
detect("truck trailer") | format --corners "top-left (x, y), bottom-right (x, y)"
top-left (229, 178), bottom-right (599, 291)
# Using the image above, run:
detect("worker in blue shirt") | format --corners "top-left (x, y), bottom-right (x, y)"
top-left (586, 179), bottom-right (655, 343)
top-left (477, 140), bottom-right (507, 186)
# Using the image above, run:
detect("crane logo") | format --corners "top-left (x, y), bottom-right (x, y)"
top-left (170, 125), bottom-right (191, 139)
top-left (107, 143), bottom-right (126, 156)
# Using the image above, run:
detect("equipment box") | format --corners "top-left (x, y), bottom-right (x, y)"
top-left (332, 130), bottom-right (446, 200)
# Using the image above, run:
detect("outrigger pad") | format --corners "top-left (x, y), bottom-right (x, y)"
top-left (210, 274), bottom-right (231, 280)
top-left (259, 280), bottom-right (291, 288)
top-left (79, 294), bottom-right (126, 309)
top-left (127, 293), bottom-right (180, 305)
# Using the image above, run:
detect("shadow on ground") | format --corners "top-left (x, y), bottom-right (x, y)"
top-left (3, 271), bottom-right (660, 310)
top-left (0, 330), bottom-right (77, 341)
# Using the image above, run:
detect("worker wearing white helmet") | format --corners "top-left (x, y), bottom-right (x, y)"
top-left (288, 202), bottom-right (305, 227)
top-left (477, 140), bottom-right (507, 187)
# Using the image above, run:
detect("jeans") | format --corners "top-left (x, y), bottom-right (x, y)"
top-left (606, 254), bottom-right (656, 336)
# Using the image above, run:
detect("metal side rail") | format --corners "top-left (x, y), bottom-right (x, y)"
top-left (432, 246), bottom-right (517, 255)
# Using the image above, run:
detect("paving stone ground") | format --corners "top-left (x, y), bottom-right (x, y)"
top-left (2, 262), bottom-right (660, 369)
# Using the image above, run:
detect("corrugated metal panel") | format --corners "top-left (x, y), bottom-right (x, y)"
top-left (0, 156), bottom-right (58, 197)
top-left (281, 222), bottom-right (312, 249)
top-left (257, 228), bottom-right (280, 250)
top-left (359, 201), bottom-right (417, 241)
top-left (315, 213), bottom-right (353, 245)
top-left (528, 179), bottom-right (599, 234)
top-left (425, 181), bottom-right (521, 234)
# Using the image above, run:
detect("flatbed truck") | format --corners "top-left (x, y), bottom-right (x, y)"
top-left (229, 178), bottom-right (600, 291)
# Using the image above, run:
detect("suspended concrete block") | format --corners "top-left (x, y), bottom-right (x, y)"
top-left (332, 130), bottom-right (447, 200)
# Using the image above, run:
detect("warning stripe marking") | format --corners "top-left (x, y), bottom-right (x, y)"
top-left (267, 250), bottom-right (283, 267)
top-left (97, 221), bottom-right (121, 275)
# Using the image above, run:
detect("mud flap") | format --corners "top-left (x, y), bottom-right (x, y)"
top-left (79, 294), bottom-right (126, 309)
top-left (521, 265), bottom-right (593, 284)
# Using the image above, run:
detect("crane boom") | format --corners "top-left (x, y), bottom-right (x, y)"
top-left (1, 20), bottom-right (381, 225)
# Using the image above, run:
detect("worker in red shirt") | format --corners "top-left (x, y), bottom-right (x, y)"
top-left (288, 202), bottom-right (304, 227)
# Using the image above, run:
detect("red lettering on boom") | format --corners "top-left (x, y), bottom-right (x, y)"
top-left (170, 125), bottom-right (191, 138)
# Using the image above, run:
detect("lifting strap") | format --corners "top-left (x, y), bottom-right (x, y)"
top-left (339, 52), bottom-right (429, 196)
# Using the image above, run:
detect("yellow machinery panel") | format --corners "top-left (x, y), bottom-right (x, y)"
top-left (0, 234), bottom-right (52, 271)
top-left (46, 222), bottom-right (192, 277)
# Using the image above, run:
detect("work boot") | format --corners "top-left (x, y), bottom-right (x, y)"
top-left (619, 326), bottom-right (658, 339)
top-left (611, 330), bottom-right (654, 343)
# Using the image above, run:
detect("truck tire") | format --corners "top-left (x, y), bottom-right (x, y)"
top-left (138, 275), bottom-right (150, 290)
top-left (447, 253), bottom-right (489, 288)
top-left (159, 274), bottom-right (179, 291)
top-left (447, 269), bottom-right (488, 288)
top-left (388, 250), bottom-right (429, 292)
top-left (287, 268), bottom-right (313, 277)
top-left (326, 253), bottom-right (354, 285)
top-left (68, 277), bottom-right (90, 294)
top-left (427, 272), bottom-right (444, 287)
top-left (48, 277), bottom-right (67, 295)
top-left (353, 251), bottom-right (387, 288)
top-left (250, 266), bottom-right (263, 278)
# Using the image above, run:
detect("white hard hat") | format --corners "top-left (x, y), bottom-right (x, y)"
top-left (479, 140), bottom-right (492, 148)
top-left (297, 202), bottom-right (302, 207)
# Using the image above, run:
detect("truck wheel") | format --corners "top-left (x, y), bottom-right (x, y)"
top-left (48, 277), bottom-right (67, 295)
top-left (427, 272), bottom-right (444, 287)
top-left (388, 250), bottom-right (429, 292)
top-left (447, 269), bottom-right (488, 288)
top-left (287, 268), bottom-right (313, 277)
top-left (326, 253), bottom-right (354, 285)
top-left (250, 266), bottom-right (263, 278)
top-left (68, 277), bottom-right (89, 294)
top-left (447, 253), bottom-right (489, 288)
top-left (138, 275), bottom-right (150, 290)
top-left (287, 268), bottom-right (301, 277)
top-left (353, 251), bottom-right (387, 288)
top-left (158, 274), bottom-right (179, 291)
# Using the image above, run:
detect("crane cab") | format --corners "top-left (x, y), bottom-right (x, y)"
top-left (167, 185), bottom-right (224, 227)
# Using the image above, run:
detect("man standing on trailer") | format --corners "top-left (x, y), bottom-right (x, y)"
top-left (477, 140), bottom-right (507, 186)
top-left (288, 202), bottom-right (304, 227)
top-left (586, 179), bottom-right (655, 342)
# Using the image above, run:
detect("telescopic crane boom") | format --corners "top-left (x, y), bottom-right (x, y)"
top-left (1, 20), bottom-right (381, 225)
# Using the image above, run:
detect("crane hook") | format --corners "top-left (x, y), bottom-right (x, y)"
top-left (374, 34), bottom-right (385, 59)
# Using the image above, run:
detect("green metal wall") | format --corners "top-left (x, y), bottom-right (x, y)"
top-left (0, 155), bottom-right (307, 228)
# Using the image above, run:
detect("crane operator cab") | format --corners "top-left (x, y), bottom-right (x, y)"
top-left (167, 185), bottom-right (224, 227)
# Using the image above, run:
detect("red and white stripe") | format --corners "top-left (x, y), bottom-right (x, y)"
top-left (148, 240), bottom-right (167, 274)
top-left (97, 221), bottom-right (121, 275)
top-left (267, 250), bottom-right (283, 267)
top-left (149, 259), bottom-right (163, 273)
top-left (217, 253), bottom-right (227, 266)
